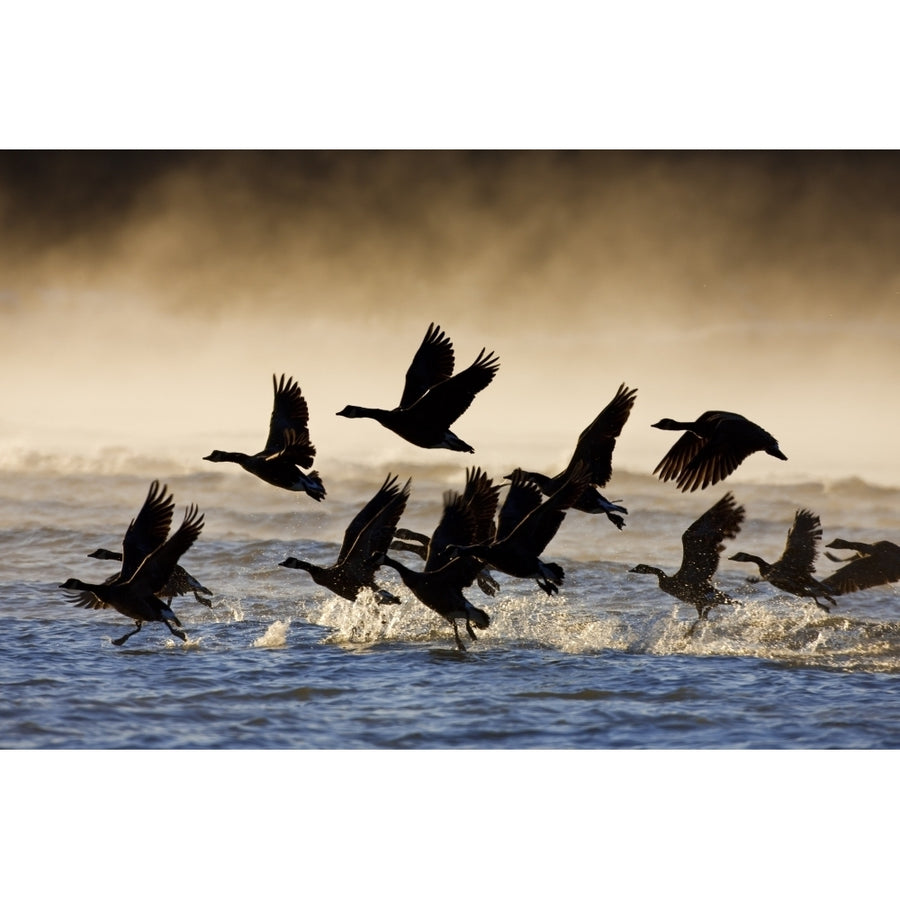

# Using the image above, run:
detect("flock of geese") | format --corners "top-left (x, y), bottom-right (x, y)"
top-left (60, 323), bottom-right (900, 650)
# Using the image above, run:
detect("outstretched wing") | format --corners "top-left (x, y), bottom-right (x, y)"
top-left (407, 347), bottom-right (499, 427)
top-left (653, 430), bottom-right (707, 486)
top-left (565, 384), bottom-right (637, 486)
top-left (120, 481), bottom-right (175, 581)
top-left (672, 413), bottom-right (780, 492)
top-left (497, 469), bottom-right (544, 542)
top-left (338, 474), bottom-right (411, 564)
top-left (264, 375), bottom-right (314, 460)
top-left (503, 462), bottom-right (590, 555)
top-left (678, 491), bottom-right (745, 583)
top-left (274, 427), bottom-right (317, 470)
top-left (427, 468), bottom-right (500, 571)
top-left (776, 509), bottom-right (822, 577)
top-left (66, 591), bottom-right (111, 610)
top-left (822, 541), bottom-right (900, 595)
top-left (131, 505), bottom-right (205, 594)
top-left (399, 322), bottom-right (456, 409)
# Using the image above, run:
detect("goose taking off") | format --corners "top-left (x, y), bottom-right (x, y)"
top-left (512, 382), bottom-right (637, 529)
top-left (821, 538), bottom-right (900, 596)
top-left (336, 322), bottom-right (500, 453)
top-left (60, 503), bottom-right (205, 646)
top-left (279, 473), bottom-right (411, 605)
top-left (390, 466), bottom-right (501, 596)
top-left (84, 480), bottom-right (212, 608)
top-left (730, 508), bottom-right (835, 610)
top-left (84, 482), bottom-right (212, 609)
top-left (204, 374), bottom-right (325, 500)
top-left (378, 467), bottom-right (501, 651)
top-left (449, 463), bottom-right (592, 596)
top-left (630, 491), bottom-right (745, 622)
top-left (652, 411), bottom-right (787, 492)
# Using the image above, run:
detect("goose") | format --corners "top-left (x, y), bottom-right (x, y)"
top-left (279, 473), bottom-right (411, 605)
top-left (652, 411), bottom-right (787, 492)
top-left (82, 480), bottom-right (211, 608)
top-left (629, 491), bottom-right (745, 622)
top-left (87, 549), bottom-right (212, 607)
top-left (512, 383), bottom-right (637, 529)
top-left (336, 322), bottom-right (499, 453)
top-left (390, 466), bottom-right (501, 595)
top-left (821, 538), bottom-right (900, 596)
top-left (59, 504), bottom-right (205, 645)
top-left (378, 467), bottom-right (501, 650)
top-left (730, 508), bottom-right (835, 610)
top-left (448, 463), bottom-right (591, 596)
top-left (204, 374), bottom-right (325, 500)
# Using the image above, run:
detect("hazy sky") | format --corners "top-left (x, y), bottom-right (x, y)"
top-left (1, 150), bottom-right (898, 484)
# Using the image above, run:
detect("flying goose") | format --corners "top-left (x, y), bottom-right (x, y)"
top-left (279, 473), bottom-right (411, 604)
top-left (204, 374), bottom-right (325, 500)
top-left (378, 467), bottom-right (501, 650)
top-left (512, 383), bottom-right (637, 529)
top-left (60, 503), bottom-right (205, 646)
top-left (390, 465), bottom-right (501, 596)
top-left (630, 491), bottom-right (745, 622)
top-left (821, 538), bottom-right (900, 596)
top-left (336, 322), bottom-right (499, 453)
top-left (652, 411), bottom-right (787, 492)
top-left (730, 508), bottom-right (835, 610)
top-left (448, 463), bottom-right (591, 596)
top-left (85, 481), bottom-right (212, 608)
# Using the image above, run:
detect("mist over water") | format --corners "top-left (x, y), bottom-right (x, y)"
top-left (1, 150), bottom-right (898, 485)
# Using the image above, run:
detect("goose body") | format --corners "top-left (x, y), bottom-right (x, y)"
top-left (82, 480), bottom-right (212, 609)
top-left (390, 466), bottom-right (501, 595)
top-left (512, 383), bottom-right (636, 529)
top-left (204, 374), bottom-right (325, 500)
top-left (60, 503), bottom-right (205, 645)
top-left (630, 492), bottom-right (745, 620)
top-left (336, 322), bottom-right (499, 453)
top-left (821, 539), bottom-right (900, 596)
top-left (279, 473), bottom-right (411, 604)
top-left (652, 411), bottom-right (787, 492)
top-left (88, 548), bottom-right (213, 608)
top-left (451, 464), bottom-right (591, 595)
top-left (730, 508), bottom-right (834, 610)
top-left (378, 467), bottom-right (500, 650)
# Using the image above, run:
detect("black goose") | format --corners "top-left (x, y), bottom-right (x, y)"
top-left (449, 463), bottom-right (591, 596)
top-left (629, 492), bottom-right (745, 622)
top-left (86, 482), bottom-right (213, 609)
top-left (821, 538), bottom-right (900, 596)
top-left (652, 411), bottom-right (787, 492)
top-left (730, 509), bottom-right (835, 610)
top-left (336, 322), bottom-right (499, 453)
top-left (59, 504), bottom-right (205, 646)
top-left (83, 480), bottom-right (211, 608)
top-left (512, 383), bottom-right (637, 529)
top-left (390, 466), bottom-right (501, 596)
top-left (204, 374), bottom-right (325, 500)
top-left (378, 467), bottom-right (501, 650)
top-left (87, 549), bottom-right (212, 607)
top-left (279, 473), bottom-right (411, 605)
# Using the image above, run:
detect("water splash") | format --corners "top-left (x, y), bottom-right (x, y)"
top-left (252, 619), bottom-right (291, 648)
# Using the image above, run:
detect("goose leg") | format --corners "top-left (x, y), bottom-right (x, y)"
top-left (451, 620), bottom-right (467, 652)
top-left (465, 618), bottom-right (478, 642)
top-left (113, 620), bottom-right (143, 646)
top-left (164, 618), bottom-right (187, 641)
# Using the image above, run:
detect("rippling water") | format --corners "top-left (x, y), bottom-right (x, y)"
top-left (3, 456), bottom-right (899, 750)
